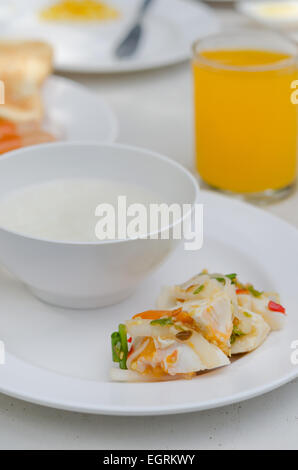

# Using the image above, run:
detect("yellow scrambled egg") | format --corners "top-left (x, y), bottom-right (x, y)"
top-left (40, 0), bottom-right (120, 22)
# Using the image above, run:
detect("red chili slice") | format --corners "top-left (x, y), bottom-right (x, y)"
top-left (236, 288), bottom-right (249, 295)
top-left (128, 337), bottom-right (132, 343)
top-left (268, 300), bottom-right (286, 314)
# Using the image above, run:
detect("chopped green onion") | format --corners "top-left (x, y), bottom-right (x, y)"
top-left (230, 334), bottom-right (236, 344)
top-left (215, 277), bottom-right (226, 285)
top-left (150, 317), bottom-right (174, 326)
top-left (226, 273), bottom-right (237, 284)
top-left (247, 285), bottom-right (263, 297)
top-left (193, 284), bottom-right (204, 295)
top-left (243, 311), bottom-right (252, 318)
top-left (233, 325), bottom-right (245, 336)
top-left (226, 273), bottom-right (237, 279)
top-left (111, 331), bottom-right (121, 363)
top-left (118, 324), bottom-right (128, 370)
top-left (230, 325), bottom-right (245, 344)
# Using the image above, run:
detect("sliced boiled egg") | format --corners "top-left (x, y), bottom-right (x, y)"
top-left (125, 331), bottom-right (229, 379)
top-left (178, 292), bottom-right (233, 355)
top-left (237, 292), bottom-right (286, 331)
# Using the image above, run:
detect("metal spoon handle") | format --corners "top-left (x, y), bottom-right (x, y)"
top-left (139, 0), bottom-right (154, 17)
top-left (115, 0), bottom-right (155, 59)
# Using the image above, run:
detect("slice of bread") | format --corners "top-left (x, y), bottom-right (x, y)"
top-left (0, 41), bottom-right (53, 87)
top-left (0, 40), bottom-right (53, 123)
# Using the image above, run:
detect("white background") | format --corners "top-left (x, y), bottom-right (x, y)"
top-left (0, 4), bottom-right (298, 450)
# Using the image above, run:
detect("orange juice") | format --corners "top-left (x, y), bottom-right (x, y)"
top-left (193, 49), bottom-right (298, 193)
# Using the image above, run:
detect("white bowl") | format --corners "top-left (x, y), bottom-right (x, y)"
top-left (0, 142), bottom-right (199, 309)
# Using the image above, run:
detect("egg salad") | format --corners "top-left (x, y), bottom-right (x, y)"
top-left (110, 271), bottom-right (286, 382)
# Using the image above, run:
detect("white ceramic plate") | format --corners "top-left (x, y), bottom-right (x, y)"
top-left (0, 190), bottom-right (297, 415)
top-left (238, 1), bottom-right (298, 28)
top-left (1, 0), bottom-right (219, 73)
top-left (42, 75), bottom-right (118, 142)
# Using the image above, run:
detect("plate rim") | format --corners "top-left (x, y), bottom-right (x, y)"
top-left (0, 365), bottom-right (297, 417)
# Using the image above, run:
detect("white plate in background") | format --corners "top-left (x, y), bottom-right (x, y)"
top-left (238, 1), bottom-right (298, 28)
top-left (0, 0), bottom-right (219, 73)
top-left (0, 190), bottom-right (296, 415)
top-left (42, 75), bottom-right (118, 142)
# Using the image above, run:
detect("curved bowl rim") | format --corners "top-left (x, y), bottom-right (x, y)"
top-left (0, 141), bottom-right (200, 246)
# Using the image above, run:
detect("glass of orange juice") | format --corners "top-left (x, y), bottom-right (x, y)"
top-left (192, 30), bottom-right (298, 203)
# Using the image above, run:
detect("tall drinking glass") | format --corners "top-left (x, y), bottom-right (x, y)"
top-left (192, 30), bottom-right (298, 203)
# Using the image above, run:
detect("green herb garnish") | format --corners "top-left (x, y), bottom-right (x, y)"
top-left (243, 311), bottom-right (252, 318)
top-left (150, 317), bottom-right (174, 326)
top-left (230, 325), bottom-right (245, 344)
top-left (111, 331), bottom-right (121, 363)
top-left (230, 335), bottom-right (236, 345)
top-left (226, 273), bottom-right (237, 284)
top-left (247, 285), bottom-right (263, 297)
top-left (118, 324), bottom-right (128, 369)
top-left (215, 277), bottom-right (226, 285)
top-left (233, 325), bottom-right (245, 336)
top-left (111, 324), bottom-right (128, 369)
top-left (193, 284), bottom-right (204, 295)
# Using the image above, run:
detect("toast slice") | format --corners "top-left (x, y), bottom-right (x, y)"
top-left (0, 40), bottom-right (53, 123)
top-left (0, 40), bottom-right (53, 87)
